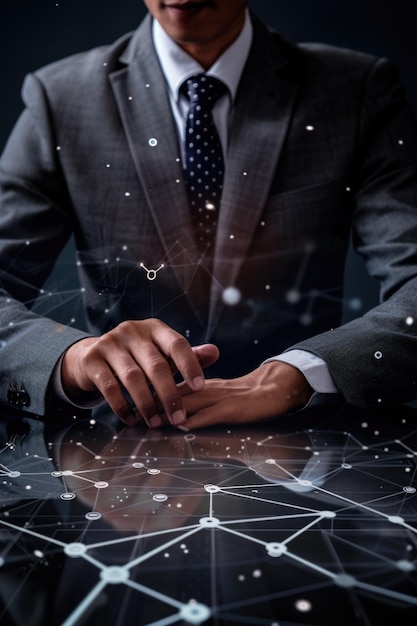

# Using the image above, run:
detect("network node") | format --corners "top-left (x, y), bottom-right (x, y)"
top-left (204, 484), bottom-right (220, 493)
top-left (61, 493), bottom-right (76, 501)
top-left (333, 574), bottom-right (356, 588)
top-left (388, 515), bottom-right (404, 525)
top-left (85, 512), bottom-right (102, 521)
top-left (153, 494), bottom-right (168, 502)
top-left (179, 601), bottom-right (211, 625)
top-left (64, 543), bottom-right (87, 558)
top-left (100, 566), bottom-right (130, 584)
top-left (199, 516), bottom-right (220, 527)
top-left (266, 542), bottom-right (288, 557)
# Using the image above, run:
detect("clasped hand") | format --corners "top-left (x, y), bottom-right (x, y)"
top-left (61, 319), bottom-right (312, 429)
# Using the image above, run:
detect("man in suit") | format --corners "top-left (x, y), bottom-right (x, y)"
top-left (0, 0), bottom-right (417, 430)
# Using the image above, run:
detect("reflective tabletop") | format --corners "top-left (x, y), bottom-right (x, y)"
top-left (0, 403), bottom-right (417, 625)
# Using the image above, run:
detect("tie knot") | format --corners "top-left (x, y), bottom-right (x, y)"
top-left (182, 74), bottom-right (226, 110)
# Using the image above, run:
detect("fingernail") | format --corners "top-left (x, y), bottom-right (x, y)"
top-left (171, 410), bottom-right (186, 425)
top-left (192, 376), bottom-right (204, 390)
top-left (150, 415), bottom-right (163, 428)
top-left (176, 423), bottom-right (190, 432)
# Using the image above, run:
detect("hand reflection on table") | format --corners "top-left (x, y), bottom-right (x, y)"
top-left (57, 419), bottom-right (321, 532)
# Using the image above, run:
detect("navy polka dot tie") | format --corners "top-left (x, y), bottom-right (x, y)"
top-left (182, 74), bottom-right (226, 251)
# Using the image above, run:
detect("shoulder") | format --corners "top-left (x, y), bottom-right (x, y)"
top-left (28, 30), bottom-right (134, 94)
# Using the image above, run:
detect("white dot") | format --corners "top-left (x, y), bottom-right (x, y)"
top-left (295, 599), bottom-right (312, 612)
top-left (349, 298), bottom-right (362, 310)
top-left (374, 351), bottom-right (383, 359)
top-left (286, 289), bottom-right (300, 304)
top-left (306, 125), bottom-right (315, 131)
top-left (222, 287), bottom-right (242, 306)
top-left (148, 138), bottom-right (158, 147)
top-left (406, 316), bottom-right (414, 326)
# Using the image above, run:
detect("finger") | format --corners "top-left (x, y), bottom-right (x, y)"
top-left (152, 325), bottom-right (207, 391)
top-left (129, 343), bottom-right (187, 428)
top-left (192, 344), bottom-right (220, 370)
top-left (88, 361), bottom-right (141, 426)
top-left (183, 407), bottom-right (224, 430)
top-left (113, 358), bottom-right (164, 428)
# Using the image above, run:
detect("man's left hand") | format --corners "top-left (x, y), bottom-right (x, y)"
top-left (174, 361), bottom-right (313, 429)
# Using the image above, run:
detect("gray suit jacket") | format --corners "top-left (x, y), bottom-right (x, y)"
top-left (1, 13), bottom-right (417, 416)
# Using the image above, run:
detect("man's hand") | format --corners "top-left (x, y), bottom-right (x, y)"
top-left (177, 361), bottom-right (313, 429)
top-left (60, 319), bottom-right (219, 428)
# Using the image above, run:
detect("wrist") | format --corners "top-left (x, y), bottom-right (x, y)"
top-left (261, 361), bottom-right (314, 413)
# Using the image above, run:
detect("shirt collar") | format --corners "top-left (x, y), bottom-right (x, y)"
top-left (152, 9), bottom-right (253, 103)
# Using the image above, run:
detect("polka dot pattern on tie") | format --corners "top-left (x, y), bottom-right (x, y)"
top-left (182, 74), bottom-right (226, 249)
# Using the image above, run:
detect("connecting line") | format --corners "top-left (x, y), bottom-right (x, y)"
top-left (288, 550), bottom-right (417, 607)
top-left (61, 579), bottom-right (107, 626)
top-left (0, 517), bottom-right (69, 548)
top-left (280, 514), bottom-right (329, 547)
top-left (218, 487), bottom-right (322, 514)
top-left (86, 523), bottom-right (201, 551)
top-left (222, 513), bottom-right (324, 527)
top-left (218, 513), bottom-right (324, 549)
top-left (125, 578), bottom-right (184, 611)
top-left (314, 485), bottom-right (417, 531)
top-left (354, 580), bottom-right (417, 606)
top-left (286, 549), bottom-right (353, 580)
top-left (126, 526), bottom-right (202, 570)
top-left (145, 613), bottom-right (183, 626)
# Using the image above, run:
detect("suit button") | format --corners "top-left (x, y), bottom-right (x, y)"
top-left (7, 384), bottom-right (30, 407)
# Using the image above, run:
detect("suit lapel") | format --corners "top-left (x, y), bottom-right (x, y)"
top-left (206, 22), bottom-right (300, 339)
top-left (109, 15), bottom-right (300, 334)
top-left (109, 16), bottom-right (204, 318)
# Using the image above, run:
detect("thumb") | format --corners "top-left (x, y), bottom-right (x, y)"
top-left (192, 343), bottom-right (219, 370)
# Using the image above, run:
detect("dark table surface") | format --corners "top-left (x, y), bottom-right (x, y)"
top-left (0, 402), bottom-right (416, 626)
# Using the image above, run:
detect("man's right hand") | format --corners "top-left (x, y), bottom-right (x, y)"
top-left (60, 319), bottom-right (219, 428)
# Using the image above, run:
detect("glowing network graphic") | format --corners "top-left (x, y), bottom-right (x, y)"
top-left (0, 408), bottom-right (416, 625)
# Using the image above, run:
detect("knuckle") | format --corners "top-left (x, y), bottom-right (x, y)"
top-left (147, 355), bottom-right (170, 376)
top-left (169, 335), bottom-right (190, 354)
top-left (122, 364), bottom-right (143, 385)
top-left (98, 376), bottom-right (120, 395)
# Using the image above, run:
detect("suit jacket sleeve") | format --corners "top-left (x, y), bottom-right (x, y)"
top-left (0, 73), bottom-right (91, 416)
top-left (291, 57), bottom-right (417, 407)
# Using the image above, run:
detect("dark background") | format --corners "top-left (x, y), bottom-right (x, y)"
top-left (1, 0), bottom-right (417, 321)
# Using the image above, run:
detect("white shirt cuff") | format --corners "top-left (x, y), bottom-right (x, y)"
top-left (262, 349), bottom-right (338, 394)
